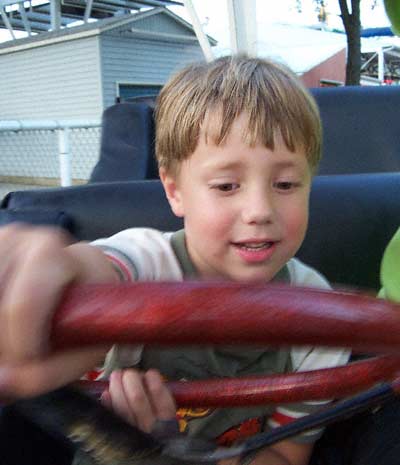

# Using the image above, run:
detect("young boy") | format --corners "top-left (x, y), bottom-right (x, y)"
top-left (0, 56), bottom-right (349, 465)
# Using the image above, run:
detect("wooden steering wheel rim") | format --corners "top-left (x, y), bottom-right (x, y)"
top-left (51, 281), bottom-right (400, 406)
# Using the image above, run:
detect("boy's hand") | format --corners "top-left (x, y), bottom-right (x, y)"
top-left (0, 224), bottom-right (118, 399)
top-left (101, 369), bottom-right (177, 434)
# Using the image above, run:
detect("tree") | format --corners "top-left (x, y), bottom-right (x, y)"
top-left (337, 0), bottom-right (361, 85)
top-left (314, 1), bottom-right (379, 85)
top-left (299, 1), bottom-right (382, 85)
top-left (307, 0), bottom-right (361, 84)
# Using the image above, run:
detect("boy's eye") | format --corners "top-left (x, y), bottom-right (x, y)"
top-left (213, 183), bottom-right (239, 192)
top-left (274, 181), bottom-right (297, 191)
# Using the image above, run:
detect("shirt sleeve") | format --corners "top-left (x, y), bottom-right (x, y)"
top-left (267, 258), bottom-right (351, 443)
top-left (268, 345), bottom-right (350, 443)
top-left (91, 228), bottom-right (183, 281)
top-left (89, 228), bottom-right (184, 375)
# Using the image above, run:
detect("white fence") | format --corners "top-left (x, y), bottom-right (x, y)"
top-left (0, 120), bottom-right (102, 186)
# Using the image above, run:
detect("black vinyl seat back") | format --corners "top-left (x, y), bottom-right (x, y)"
top-left (89, 103), bottom-right (158, 183)
top-left (90, 86), bottom-right (400, 184)
top-left (311, 86), bottom-right (400, 175)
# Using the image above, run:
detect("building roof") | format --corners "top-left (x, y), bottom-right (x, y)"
top-left (254, 23), bottom-right (346, 74)
top-left (0, 0), bottom-right (182, 33)
top-left (0, 7), bottom-right (216, 53)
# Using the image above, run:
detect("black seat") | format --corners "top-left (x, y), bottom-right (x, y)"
top-left (89, 86), bottom-right (400, 184)
top-left (89, 103), bottom-right (158, 183)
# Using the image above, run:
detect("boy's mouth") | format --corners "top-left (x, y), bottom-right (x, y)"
top-left (232, 240), bottom-right (277, 264)
top-left (234, 241), bottom-right (274, 251)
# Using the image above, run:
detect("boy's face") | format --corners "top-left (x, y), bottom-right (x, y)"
top-left (161, 113), bottom-right (312, 282)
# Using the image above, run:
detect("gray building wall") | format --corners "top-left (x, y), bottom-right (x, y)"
top-left (0, 10), bottom-right (207, 183)
top-left (0, 11), bottom-right (207, 119)
top-left (132, 13), bottom-right (195, 37)
top-left (0, 36), bottom-right (103, 120)
top-left (100, 31), bottom-right (204, 109)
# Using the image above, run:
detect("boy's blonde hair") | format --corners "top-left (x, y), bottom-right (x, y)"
top-left (155, 55), bottom-right (322, 175)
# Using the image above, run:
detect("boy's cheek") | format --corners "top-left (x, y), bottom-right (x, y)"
top-left (187, 216), bottom-right (232, 240)
top-left (187, 198), bottom-right (234, 230)
top-left (284, 205), bottom-right (309, 244)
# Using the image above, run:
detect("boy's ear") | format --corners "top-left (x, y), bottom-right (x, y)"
top-left (159, 168), bottom-right (185, 217)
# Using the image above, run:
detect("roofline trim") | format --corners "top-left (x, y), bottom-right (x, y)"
top-left (99, 7), bottom-right (216, 44)
top-left (124, 27), bottom-right (200, 42)
top-left (0, 8), bottom-right (161, 54)
top-left (0, 6), bottom-right (216, 54)
top-left (0, 28), bottom-right (100, 55)
top-left (98, 6), bottom-right (165, 33)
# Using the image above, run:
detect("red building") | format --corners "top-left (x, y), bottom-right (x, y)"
top-left (301, 48), bottom-right (346, 87)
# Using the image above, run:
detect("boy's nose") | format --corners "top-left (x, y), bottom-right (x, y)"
top-left (241, 191), bottom-right (274, 225)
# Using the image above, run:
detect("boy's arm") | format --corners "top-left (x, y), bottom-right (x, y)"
top-left (265, 440), bottom-right (313, 465)
top-left (221, 440), bottom-right (313, 465)
top-left (0, 224), bottom-right (119, 399)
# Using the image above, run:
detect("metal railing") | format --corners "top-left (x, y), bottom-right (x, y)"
top-left (0, 119), bottom-right (101, 186)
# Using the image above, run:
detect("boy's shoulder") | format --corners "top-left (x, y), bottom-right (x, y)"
top-left (286, 257), bottom-right (331, 290)
top-left (92, 227), bottom-right (182, 281)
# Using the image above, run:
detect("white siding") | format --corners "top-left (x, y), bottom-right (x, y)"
top-left (0, 37), bottom-right (103, 119)
top-left (100, 33), bottom-right (205, 109)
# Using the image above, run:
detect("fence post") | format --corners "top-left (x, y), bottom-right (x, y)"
top-left (58, 127), bottom-right (72, 187)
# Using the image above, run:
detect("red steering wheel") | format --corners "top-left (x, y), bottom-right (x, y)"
top-left (49, 281), bottom-right (400, 407)
top-left (5, 281), bottom-right (400, 465)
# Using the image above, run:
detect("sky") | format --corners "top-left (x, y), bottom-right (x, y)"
top-left (0, 0), bottom-right (392, 45)
top-left (170, 0), bottom-right (391, 53)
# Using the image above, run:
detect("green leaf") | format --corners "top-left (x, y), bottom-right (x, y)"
top-left (380, 227), bottom-right (400, 302)
top-left (384, 0), bottom-right (400, 36)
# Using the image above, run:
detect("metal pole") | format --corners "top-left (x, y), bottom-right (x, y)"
top-left (378, 46), bottom-right (385, 83)
top-left (50, 0), bottom-right (61, 31)
top-left (18, 1), bottom-right (32, 35)
top-left (226, 0), bottom-right (257, 55)
top-left (84, 0), bottom-right (94, 23)
top-left (183, 0), bottom-right (214, 62)
top-left (0, 5), bottom-right (15, 39)
top-left (58, 127), bottom-right (72, 187)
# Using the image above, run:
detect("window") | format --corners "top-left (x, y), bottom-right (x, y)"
top-left (118, 83), bottom-right (162, 102)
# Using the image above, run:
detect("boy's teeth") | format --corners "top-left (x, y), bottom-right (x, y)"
top-left (240, 242), bottom-right (271, 250)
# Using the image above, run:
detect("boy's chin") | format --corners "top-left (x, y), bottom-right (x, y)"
top-left (222, 267), bottom-right (280, 283)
